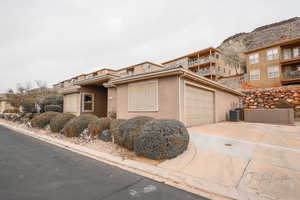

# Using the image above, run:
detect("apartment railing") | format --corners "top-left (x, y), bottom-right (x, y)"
top-left (195, 68), bottom-right (216, 76)
top-left (188, 56), bottom-right (216, 67)
top-left (282, 71), bottom-right (300, 80)
top-left (281, 48), bottom-right (300, 61)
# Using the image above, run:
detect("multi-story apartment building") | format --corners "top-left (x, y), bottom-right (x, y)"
top-left (161, 47), bottom-right (244, 81)
top-left (245, 37), bottom-right (300, 88)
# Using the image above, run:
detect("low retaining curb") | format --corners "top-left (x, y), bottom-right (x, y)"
top-left (0, 120), bottom-right (240, 200)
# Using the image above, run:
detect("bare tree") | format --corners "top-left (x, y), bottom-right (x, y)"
top-left (16, 83), bottom-right (26, 94)
top-left (7, 88), bottom-right (14, 94)
top-left (35, 80), bottom-right (48, 90)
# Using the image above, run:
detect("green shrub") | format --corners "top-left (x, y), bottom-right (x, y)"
top-left (21, 97), bottom-right (37, 113)
top-left (49, 113), bottom-right (75, 133)
top-left (3, 108), bottom-right (20, 114)
top-left (88, 117), bottom-right (111, 139)
top-left (31, 112), bottom-right (60, 129)
top-left (110, 119), bottom-right (126, 144)
top-left (62, 114), bottom-right (98, 137)
top-left (134, 119), bottom-right (189, 160)
top-left (118, 116), bottom-right (154, 150)
top-left (45, 105), bottom-right (62, 113)
top-left (275, 99), bottom-right (293, 109)
top-left (40, 96), bottom-right (63, 112)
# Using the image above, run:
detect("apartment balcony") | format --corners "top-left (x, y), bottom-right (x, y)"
top-left (281, 71), bottom-right (300, 84)
top-left (188, 56), bottom-right (216, 67)
top-left (281, 48), bottom-right (300, 65)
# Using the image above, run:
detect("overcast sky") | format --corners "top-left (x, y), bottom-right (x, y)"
top-left (0, 0), bottom-right (299, 92)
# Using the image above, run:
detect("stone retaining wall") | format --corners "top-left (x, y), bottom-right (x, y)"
top-left (242, 87), bottom-right (300, 117)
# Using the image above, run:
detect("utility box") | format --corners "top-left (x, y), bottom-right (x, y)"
top-left (229, 110), bottom-right (240, 122)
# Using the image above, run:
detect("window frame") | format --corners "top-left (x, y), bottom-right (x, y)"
top-left (81, 92), bottom-right (95, 112)
top-left (250, 69), bottom-right (260, 80)
top-left (128, 79), bottom-right (159, 112)
top-left (267, 66), bottom-right (280, 78)
top-left (267, 48), bottom-right (278, 60)
top-left (249, 53), bottom-right (259, 64)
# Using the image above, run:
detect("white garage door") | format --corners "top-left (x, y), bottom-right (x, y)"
top-left (64, 93), bottom-right (79, 114)
top-left (184, 84), bottom-right (215, 126)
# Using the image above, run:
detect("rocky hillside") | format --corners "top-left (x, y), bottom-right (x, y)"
top-left (218, 17), bottom-right (300, 70)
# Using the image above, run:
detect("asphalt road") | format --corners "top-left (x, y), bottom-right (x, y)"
top-left (0, 125), bottom-right (209, 200)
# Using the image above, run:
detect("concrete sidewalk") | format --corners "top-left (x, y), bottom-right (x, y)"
top-left (160, 122), bottom-right (300, 200)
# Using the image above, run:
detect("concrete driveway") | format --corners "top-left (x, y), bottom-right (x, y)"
top-left (159, 122), bottom-right (300, 200)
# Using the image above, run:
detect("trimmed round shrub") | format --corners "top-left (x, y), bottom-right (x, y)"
top-left (45, 105), bottom-right (62, 113)
top-left (118, 116), bottom-right (154, 150)
top-left (88, 117), bottom-right (111, 139)
top-left (62, 114), bottom-right (98, 137)
top-left (49, 113), bottom-right (76, 133)
top-left (110, 119), bottom-right (127, 144)
top-left (134, 119), bottom-right (189, 160)
top-left (31, 112), bottom-right (60, 129)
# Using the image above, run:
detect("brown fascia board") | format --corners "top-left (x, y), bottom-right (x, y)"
top-left (161, 47), bottom-right (220, 65)
top-left (106, 67), bottom-right (244, 96)
top-left (245, 37), bottom-right (300, 54)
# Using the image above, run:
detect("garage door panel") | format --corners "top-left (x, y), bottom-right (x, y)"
top-left (184, 84), bottom-right (214, 126)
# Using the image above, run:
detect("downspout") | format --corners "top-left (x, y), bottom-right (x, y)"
top-left (178, 72), bottom-right (185, 122)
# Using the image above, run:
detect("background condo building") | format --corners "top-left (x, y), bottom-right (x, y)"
top-left (161, 47), bottom-right (244, 81)
top-left (246, 37), bottom-right (300, 88)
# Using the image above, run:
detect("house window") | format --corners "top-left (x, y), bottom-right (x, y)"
top-left (283, 49), bottom-right (291, 60)
top-left (267, 48), bottom-right (278, 60)
top-left (249, 53), bottom-right (259, 64)
top-left (250, 69), bottom-right (260, 80)
top-left (268, 66), bottom-right (280, 78)
top-left (293, 48), bottom-right (299, 58)
top-left (82, 93), bottom-right (94, 112)
top-left (128, 80), bottom-right (158, 112)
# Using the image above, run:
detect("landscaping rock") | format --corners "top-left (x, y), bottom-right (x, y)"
top-left (99, 129), bottom-right (112, 142)
top-left (118, 116), bottom-right (154, 150)
top-left (134, 119), bottom-right (189, 160)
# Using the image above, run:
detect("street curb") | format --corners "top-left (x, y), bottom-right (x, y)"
top-left (0, 120), bottom-right (238, 200)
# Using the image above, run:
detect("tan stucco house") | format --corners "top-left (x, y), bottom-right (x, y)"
top-left (55, 60), bottom-right (243, 127)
